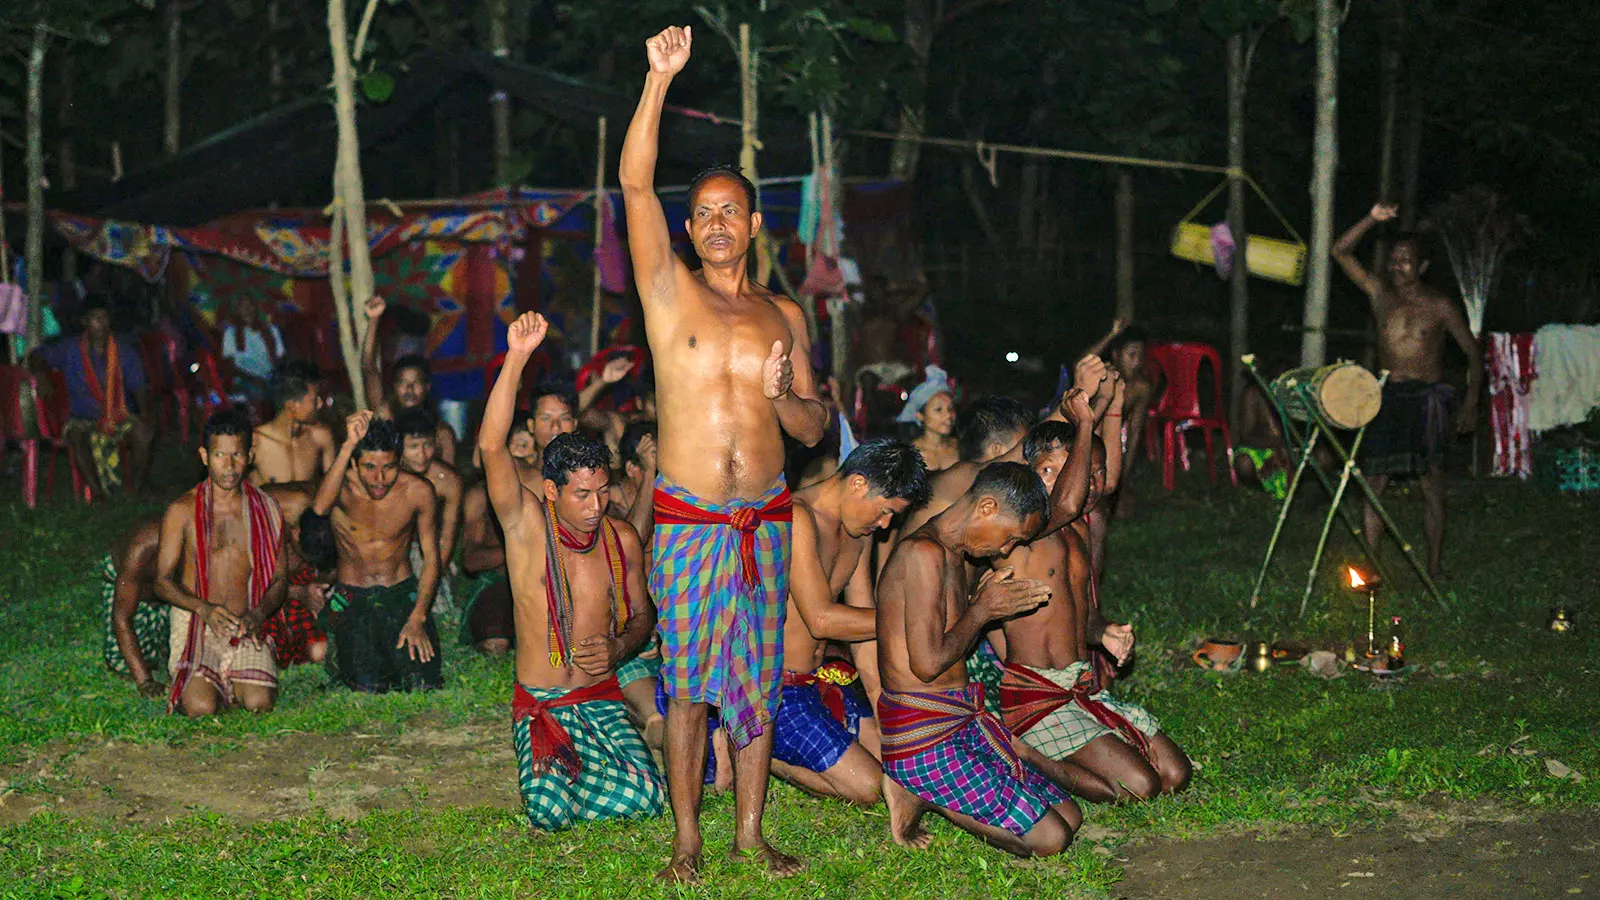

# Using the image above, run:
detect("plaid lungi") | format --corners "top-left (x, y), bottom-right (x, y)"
top-left (100, 553), bottom-right (168, 675)
top-left (260, 583), bottom-right (326, 669)
top-left (328, 577), bottom-right (442, 693)
top-left (650, 475), bottom-right (792, 749)
top-left (64, 418), bottom-right (134, 491)
top-left (166, 608), bottom-right (278, 707)
top-left (615, 632), bottom-right (662, 688)
top-left (879, 684), bottom-right (1067, 837)
top-left (773, 663), bottom-right (872, 773)
top-left (1000, 661), bottom-right (1160, 760)
top-left (514, 677), bottom-right (664, 831)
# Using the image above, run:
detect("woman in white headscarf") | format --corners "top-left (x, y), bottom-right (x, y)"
top-left (897, 365), bottom-right (958, 471)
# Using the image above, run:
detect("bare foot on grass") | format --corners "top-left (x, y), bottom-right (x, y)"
top-left (884, 774), bottom-right (932, 849)
top-left (729, 839), bottom-right (806, 877)
top-left (655, 849), bottom-right (701, 884)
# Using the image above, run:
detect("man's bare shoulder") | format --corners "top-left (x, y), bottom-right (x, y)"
top-left (885, 531), bottom-right (949, 575)
top-left (311, 423), bottom-right (336, 445)
top-left (395, 471), bottom-right (436, 505)
top-left (933, 461), bottom-right (980, 498)
top-left (427, 461), bottom-right (463, 492)
top-left (608, 516), bottom-right (644, 555)
top-left (253, 422), bottom-right (288, 445)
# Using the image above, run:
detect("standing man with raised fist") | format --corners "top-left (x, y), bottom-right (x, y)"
top-left (620, 23), bottom-right (826, 883)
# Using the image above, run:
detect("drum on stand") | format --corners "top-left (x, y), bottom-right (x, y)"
top-left (1270, 361), bottom-right (1381, 430)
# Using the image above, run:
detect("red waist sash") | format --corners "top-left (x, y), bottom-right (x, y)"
top-left (999, 661), bottom-right (1150, 759)
top-left (512, 675), bottom-right (624, 781)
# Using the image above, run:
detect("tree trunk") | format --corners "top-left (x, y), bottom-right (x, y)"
top-left (330, 0), bottom-right (374, 408)
top-left (1226, 33), bottom-right (1250, 424)
top-left (888, 0), bottom-right (934, 182)
top-left (1114, 169), bottom-right (1135, 323)
top-left (487, 0), bottom-right (512, 186)
top-left (268, 0), bottom-right (284, 104)
top-left (25, 26), bottom-right (48, 353)
top-left (163, 0), bottom-right (182, 155)
top-left (1399, 75), bottom-right (1422, 232)
top-left (1301, 0), bottom-right (1339, 369)
top-left (58, 50), bottom-right (77, 283)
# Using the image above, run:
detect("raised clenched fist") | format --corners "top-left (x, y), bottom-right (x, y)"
top-left (345, 410), bottom-right (373, 446)
top-left (363, 296), bottom-right (387, 320)
top-left (1371, 203), bottom-right (1399, 223)
top-left (600, 355), bottom-right (633, 385)
top-left (762, 340), bottom-right (794, 400)
top-left (646, 26), bottom-right (692, 76)
top-left (507, 312), bottom-right (549, 355)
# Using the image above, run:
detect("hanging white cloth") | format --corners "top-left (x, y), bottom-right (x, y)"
top-left (1527, 324), bottom-right (1600, 433)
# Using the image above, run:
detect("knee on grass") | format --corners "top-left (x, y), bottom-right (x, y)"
top-left (476, 638), bottom-right (512, 656)
top-left (1023, 809), bottom-right (1074, 858)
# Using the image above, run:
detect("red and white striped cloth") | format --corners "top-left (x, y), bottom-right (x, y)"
top-left (1486, 332), bottom-right (1538, 479)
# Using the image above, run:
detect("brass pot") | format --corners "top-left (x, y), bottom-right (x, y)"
top-left (1548, 606), bottom-right (1575, 633)
top-left (1247, 640), bottom-right (1273, 672)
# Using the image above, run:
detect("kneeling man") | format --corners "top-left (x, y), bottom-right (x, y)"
top-left (875, 462), bottom-right (1079, 857)
top-left (155, 410), bottom-right (289, 716)
top-left (775, 438), bottom-right (929, 804)
top-left (482, 312), bottom-right (663, 831)
top-left (1001, 423), bottom-right (1191, 802)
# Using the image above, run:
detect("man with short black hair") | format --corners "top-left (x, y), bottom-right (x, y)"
top-left (361, 297), bottom-right (457, 463)
top-left (480, 312), bottom-right (663, 832)
top-left (396, 408), bottom-right (463, 613)
top-left (32, 295), bottom-right (154, 499)
top-left (252, 360), bottom-right (336, 485)
top-left (772, 438), bottom-right (929, 804)
top-left (312, 412), bottom-right (442, 692)
top-left (154, 409), bottom-right (289, 716)
top-left (874, 461), bottom-right (1079, 856)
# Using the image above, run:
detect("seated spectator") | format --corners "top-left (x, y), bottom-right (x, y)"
top-left (221, 296), bottom-right (285, 403)
top-left (31, 296), bottom-right (155, 500)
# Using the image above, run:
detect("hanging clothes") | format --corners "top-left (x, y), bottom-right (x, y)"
top-left (1485, 332), bottom-right (1537, 479)
top-left (1528, 324), bottom-right (1600, 433)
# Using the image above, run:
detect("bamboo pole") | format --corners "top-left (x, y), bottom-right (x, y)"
top-left (1226, 33), bottom-right (1250, 425)
top-left (328, 202), bottom-right (365, 409)
top-left (738, 23), bottom-right (772, 283)
top-left (589, 115), bottom-right (607, 358)
top-left (24, 24), bottom-right (47, 353)
top-left (329, 0), bottom-right (376, 408)
top-left (1301, 0), bottom-right (1339, 368)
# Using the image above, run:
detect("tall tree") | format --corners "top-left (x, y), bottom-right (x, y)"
top-left (1300, 0), bottom-right (1338, 368)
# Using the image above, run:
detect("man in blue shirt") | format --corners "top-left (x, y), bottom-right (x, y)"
top-left (32, 296), bottom-right (156, 499)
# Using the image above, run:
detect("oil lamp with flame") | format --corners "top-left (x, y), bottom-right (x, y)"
top-left (1345, 566), bottom-right (1381, 660)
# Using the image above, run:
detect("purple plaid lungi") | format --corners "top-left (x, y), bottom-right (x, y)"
top-left (879, 684), bottom-right (1067, 837)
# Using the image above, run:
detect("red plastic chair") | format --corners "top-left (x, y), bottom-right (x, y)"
top-left (1145, 341), bottom-right (1237, 491)
top-left (484, 349), bottom-right (553, 410)
top-left (1, 365), bottom-right (88, 507)
top-left (141, 330), bottom-right (193, 444)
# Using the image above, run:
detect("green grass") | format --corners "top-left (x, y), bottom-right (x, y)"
top-left (1, 447), bottom-right (1597, 898)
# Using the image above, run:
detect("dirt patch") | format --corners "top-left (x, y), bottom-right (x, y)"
top-left (0, 725), bottom-right (518, 825)
top-left (1114, 809), bottom-right (1600, 899)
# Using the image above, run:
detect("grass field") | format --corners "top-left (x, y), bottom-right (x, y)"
top-left (1, 444), bottom-right (1596, 899)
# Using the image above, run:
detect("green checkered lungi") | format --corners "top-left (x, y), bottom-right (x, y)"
top-left (514, 682), bottom-right (665, 831)
top-left (1017, 662), bottom-right (1162, 760)
top-left (100, 553), bottom-right (168, 675)
top-left (966, 639), bottom-right (1005, 716)
top-left (614, 633), bottom-right (662, 688)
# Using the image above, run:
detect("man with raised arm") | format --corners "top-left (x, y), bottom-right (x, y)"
top-left (997, 421), bottom-right (1191, 803)
top-left (361, 296), bottom-right (458, 464)
top-left (155, 410), bottom-right (289, 716)
top-left (621, 24), bottom-right (825, 882)
top-left (479, 312), bottom-right (663, 832)
top-left (874, 462), bottom-right (1080, 857)
top-left (1333, 204), bottom-right (1481, 578)
top-left (312, 412), bottom-right (442, 692)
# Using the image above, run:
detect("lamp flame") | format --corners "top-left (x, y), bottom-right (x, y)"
top-left (1348, 567), bottom-right (1366, 589)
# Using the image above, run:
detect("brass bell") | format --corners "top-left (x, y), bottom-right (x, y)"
top-left (1548, 606), bottom-right (1574, 633)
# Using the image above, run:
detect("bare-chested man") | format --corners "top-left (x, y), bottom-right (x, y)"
top-left (251, 360), bottom-right (335, 485)
top-left (396, 408), bottom-right (463, 613)
top-left (771, 438), bottom-right (929, 805)
top-left (622, 24), bottom-right (825, 881)
top-left (459, 411), bottom-right (540, 656)
top-left (1334, 204), bottom-right (1481, 577)
top-left (312, 411), bottom-right (442, 692)
top-left (155, 410), bottom-right (289, 716)
top-left (998, 421), bottom-right (1191, 803)
top-left (361, 296), bottom-right (458, 464)
top-left (1086, 320), bottom-right (1155, 518)
top-left (607, 419), bottom-right (666, 746)
top-left (875, 462), bottom-right (1080, 857)
top-left (480, 312), bottom-right (663, 832)
top-left (102, 514), bottom-right (168, 699)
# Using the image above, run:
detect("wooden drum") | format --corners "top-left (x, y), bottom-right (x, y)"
top-left (1271, 361), bottom-right (1382, 430)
